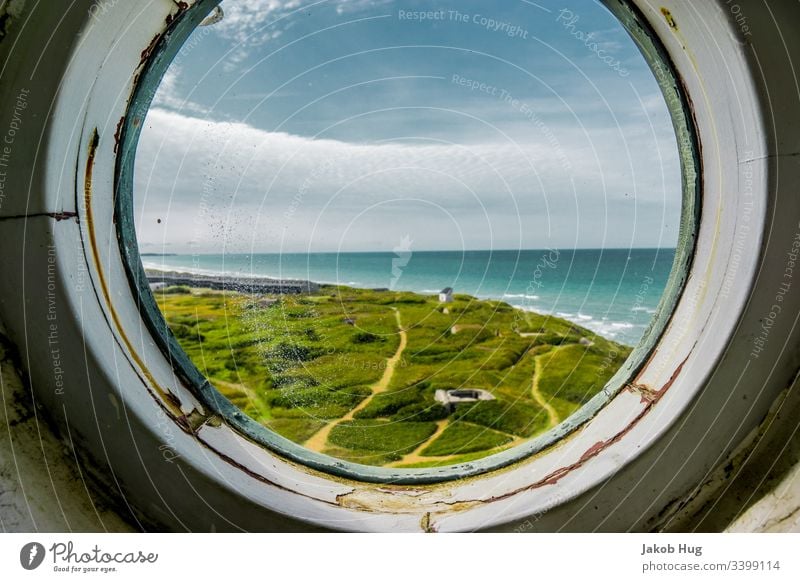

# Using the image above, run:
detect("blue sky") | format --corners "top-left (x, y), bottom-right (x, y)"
top-left (134, 0), bottom-right (681, 253)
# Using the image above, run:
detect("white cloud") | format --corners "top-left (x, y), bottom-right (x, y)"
top-left (335, 0), bottom-right (393, 15)
top-left (207, 0), bottom-right (396, 69)
top-left (134, 107), bottom-right (681, 253)
top-left (152, 66), bottom-right (210, 115)
top-left (208, 0), bottom-right (305, 69)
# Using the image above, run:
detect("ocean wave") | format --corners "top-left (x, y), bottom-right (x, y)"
top-left (582, 319), bottom-right (643, 340)
top-left (502, 293), bottom-right (540, 300)
top-left (527, 306), bottom-right (643, 344)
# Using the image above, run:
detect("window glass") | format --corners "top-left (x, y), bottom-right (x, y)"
top-left (134, 0), bottom-right (680, 468)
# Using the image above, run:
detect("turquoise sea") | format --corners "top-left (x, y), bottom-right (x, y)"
top-left (143, 248), bottom-right (676, 346)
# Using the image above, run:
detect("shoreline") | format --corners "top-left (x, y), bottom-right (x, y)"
top-left (146, 268), bottom-right (320, 295)
top-left (145, 266), bottom-right (637, 347)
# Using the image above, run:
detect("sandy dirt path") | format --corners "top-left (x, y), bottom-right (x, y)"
top-left (303, 308), bottom-right (407, 452)
top-left (388, 419), bottom-right (450, 466)
top-left (532, 348), bottom-right (561, 428)
top-left (391, 433), bottom-right (526, 468)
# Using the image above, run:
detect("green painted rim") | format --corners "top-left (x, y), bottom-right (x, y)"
top-left (114, 0), bottom-right (700, 485)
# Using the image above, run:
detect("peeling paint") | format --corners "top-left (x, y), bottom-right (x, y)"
top-left (635, 352), bottom-right (691, 399)
top-left (660, 7), bottom-right (677, 30)
top-left (138, 33), bottom-right (162, 67)
top-left (334, 487), bottom-right (479, 515)
top-left (202, 415), bottom-right (223, 428)
top-left (112, 116), bottom-right (125, 154)
top-left (84, 129), bottom-right (99, 207)
top-left (627, 354), bottom-right (690, 403)
top-left (199, 6), bottom-right (223, 27)
top-left (48, 211), bottom-right (78, 221)
top-left (175, 409), bottom-right (206, 433)
top-left (0, 211), bottom-right (78, 222)
top-left (165, 2), bottom-right (190, 27)
top-left (626, 383), bottom-right (658, 404)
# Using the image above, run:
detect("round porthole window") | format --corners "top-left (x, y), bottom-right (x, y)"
top-left (118, 0), bottom-right (696, 484)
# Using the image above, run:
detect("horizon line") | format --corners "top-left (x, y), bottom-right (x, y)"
top-left (140, 246), bottom-right (679, 255)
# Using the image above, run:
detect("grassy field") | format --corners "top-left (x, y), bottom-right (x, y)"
top-left (154, 284), bottom-right (631, 467)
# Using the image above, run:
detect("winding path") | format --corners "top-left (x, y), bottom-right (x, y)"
top-left (389, 419), bottom-right (450, 466)
top-left (303, 308), bottom-right (407, 452)
top-left (532, 347), bottom-right (561, 429)
top-left (303, 315), bottom-right (562, 460)
top-left (390, 344), bottom-right (563, 466)
top-left (390, 426), bottom-right (525, 468)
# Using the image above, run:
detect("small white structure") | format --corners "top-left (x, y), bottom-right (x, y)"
top-left (435, 388), bottom-right (495, 413)
top-left (438, 287), bottom-right (454, 303)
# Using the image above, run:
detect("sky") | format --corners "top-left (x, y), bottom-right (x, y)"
top-left (133, 0), bottom-right (682, 254)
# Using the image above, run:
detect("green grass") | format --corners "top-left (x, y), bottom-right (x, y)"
top-left (266, 418), bottom-right (327, 443)
top-left (154, 283), bottom-right (633, 467)
top-left (320, 445), bottom-right (403, 466)
top-left (537, 343), bottom-right (631, 405)
top-left (452, 399), bottom-right (550, 438)
top-left (353, 382), bottom-right (448, 422)
top-left (421, 421), bottom-right (514, 457)
top-left (328, 419), bottom-right (438, 456)
top-left (269, 385), bottom-right (372, 419)
top-left (393, 448), bottom-right (520, 468)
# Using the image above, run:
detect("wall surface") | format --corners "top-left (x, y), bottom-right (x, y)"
top-left (728, 463), bottom-right (800, 533)
top-left (0, 0), bottom-right (798, 533)
top-left (0, 323), bottom-right (133, 532)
